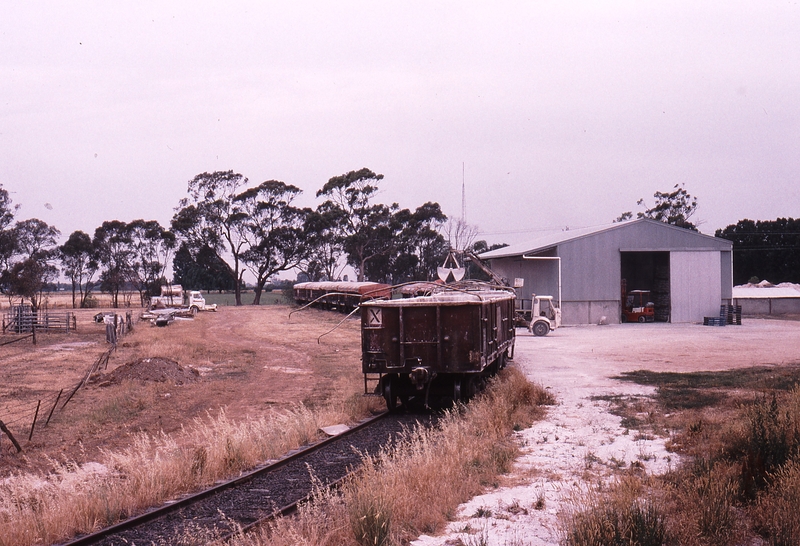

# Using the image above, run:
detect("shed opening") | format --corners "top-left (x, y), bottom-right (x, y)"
top-left (620, 251), bottom-right (670, 322)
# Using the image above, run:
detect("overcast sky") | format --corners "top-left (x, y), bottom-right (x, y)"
top-left (2, 1), bottom-right (799, 250)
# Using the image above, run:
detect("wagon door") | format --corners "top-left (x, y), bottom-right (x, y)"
top-left (440, 303), bottom-right (481, 372)
top-left (400, 305), bottom-right (439, 370)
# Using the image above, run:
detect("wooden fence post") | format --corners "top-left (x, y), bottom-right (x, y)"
top-left (0, 420), bottom-right (22, 453)
top-left (45, 389), bottom-right (63, 426)
top-left (32, 324), bottom-right (37, 345)
top-left (29, 400), bottom-right (41, 441)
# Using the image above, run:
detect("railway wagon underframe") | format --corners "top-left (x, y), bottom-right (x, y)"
top-left (361, 291), bottom-right (515, 409)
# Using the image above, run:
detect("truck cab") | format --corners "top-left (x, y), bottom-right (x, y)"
top-left (530, 295), bottom-right (561, 336)
top-left (187, 291), bottom-right (217, 313)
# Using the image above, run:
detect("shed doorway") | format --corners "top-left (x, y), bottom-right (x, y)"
top-left (620, 252), bottom-right (671, 322)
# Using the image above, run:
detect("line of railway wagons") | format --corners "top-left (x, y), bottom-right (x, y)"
top-left (292, 281), bottom-right (391, 312)
top-left (293, 281), bottom-right (516, 409)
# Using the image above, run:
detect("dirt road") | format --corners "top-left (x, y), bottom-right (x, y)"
top-left (413, 318), bottom-right (800, 545)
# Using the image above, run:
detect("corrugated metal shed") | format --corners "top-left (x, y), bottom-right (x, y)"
top-left (480, 218), bottom-right (733, 325)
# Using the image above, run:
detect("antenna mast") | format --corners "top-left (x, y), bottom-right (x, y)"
top-left (461, 162), bottom-right (466, 222)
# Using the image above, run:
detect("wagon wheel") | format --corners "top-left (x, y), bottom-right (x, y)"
top-left (466, 376), bottom-right (479, 399)
top-left (453, 378), bottom-right (462, 403)
top-left (383, 378), bottom-right (398, 411)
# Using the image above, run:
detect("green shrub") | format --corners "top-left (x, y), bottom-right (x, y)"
top-left (740, 394), bottom-right (800, 499)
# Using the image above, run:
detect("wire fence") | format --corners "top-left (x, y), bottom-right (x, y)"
top-left (0, 312), bottom-right (134, 454)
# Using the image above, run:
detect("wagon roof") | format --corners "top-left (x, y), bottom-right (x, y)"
top-left (293, 281), bottom-right (382, 291)
top-left (361, 289), bottom-right (514, 307)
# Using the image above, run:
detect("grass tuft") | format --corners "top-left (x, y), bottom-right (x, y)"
top-left (561, 479), bottom-right (667, 546)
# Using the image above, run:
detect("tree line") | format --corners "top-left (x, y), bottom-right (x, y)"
top-left (0, 168), bottom-right (471, 310)
top-left (4, 176), bottom-right (795, 312)
top-left (616, 184), bottom-right (800, 286)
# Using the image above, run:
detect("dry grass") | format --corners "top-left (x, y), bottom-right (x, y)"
top-left (0, 304), bottom-right (380, 546)
top-left (0, 404), bottom-right (335, 546)
top-left (563, 370), bottom-right (800, 546)
top-left (559, 477), bottom-right (666, 546)
top-left (247, 366), bottom-right (554, 546)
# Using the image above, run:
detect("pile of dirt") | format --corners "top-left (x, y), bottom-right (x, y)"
top-left (98, 357), bottom-right (200, 386)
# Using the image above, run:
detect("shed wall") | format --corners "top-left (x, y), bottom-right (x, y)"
top-left (733, 298), bottom-right (800, 315)
top-left (486, 221), bottom-right (732, 325)
top-left (670, 251), bottom-right (722, 322)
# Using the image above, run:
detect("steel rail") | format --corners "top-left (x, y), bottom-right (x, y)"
top-left (215, 471), bottom-right (352, 543)
top-left (60, 410), bottom-right (391, 546)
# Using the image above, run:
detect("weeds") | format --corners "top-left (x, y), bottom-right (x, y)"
top-left (462, 520), bottom-right (489, 546)
top-left (739, 393), bottom-right (800, 498)
top-left (350, 492), bottom-right (393, 546)
top-left (753, 458), bottom-right (800, 546)
top-left (561, 481), bottom-right (667, 546)
top-left (564, 373), bottom-right (800, 546)
top-left (238, 367), bottom-right (552, 545)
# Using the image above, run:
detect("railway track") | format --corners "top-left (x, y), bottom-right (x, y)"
top-left (62, 409), bottom-right (434, 545)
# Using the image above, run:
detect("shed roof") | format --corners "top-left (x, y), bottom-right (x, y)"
top-left (479, 218), bottom-right (731, 259)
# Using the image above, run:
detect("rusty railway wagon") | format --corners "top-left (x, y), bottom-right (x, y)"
top-left (293, 281), bottom-right (391, 312)
top-left (361, 284), bottom-right (516, 409)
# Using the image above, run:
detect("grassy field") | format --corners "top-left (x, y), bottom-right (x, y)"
top-left (1, 289), bottom-right (291, 310)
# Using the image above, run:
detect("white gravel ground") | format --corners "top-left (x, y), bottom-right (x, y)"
top-left (411, 319), bottom-right (800, 546)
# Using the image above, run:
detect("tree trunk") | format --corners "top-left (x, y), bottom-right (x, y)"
top-left (233, 258), bottom-right (242, 306)
top-left (252, 284), bottom-right (263, 305)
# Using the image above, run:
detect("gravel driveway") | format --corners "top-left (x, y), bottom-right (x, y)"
top-left (413, 318), bottom-right (800, 546)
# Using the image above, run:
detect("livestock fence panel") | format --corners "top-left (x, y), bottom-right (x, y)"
top-left (2, 305), bottom-right (76, 334)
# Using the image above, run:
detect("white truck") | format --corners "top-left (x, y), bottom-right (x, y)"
top-left (529, 295), bottom-right (561, 336)
top-left (186, 290), bottom-right (217, 313)
top-left (149, 285), bottom-right (217, 314)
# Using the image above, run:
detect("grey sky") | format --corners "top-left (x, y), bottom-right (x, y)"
top-left (2, 1), bottom-right (798, 250)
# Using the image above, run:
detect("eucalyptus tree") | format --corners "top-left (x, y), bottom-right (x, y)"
top-left (59, 230), bottom-right (99, 308)
top-left (127, 219), bottom-right (176, 305)
top-left (0, 185), bottom-right (19, 277)
top-left (237, 180), bottom-right (310, 304)
top-left (3, 218), bottom-right (61, 310)
top-left (172, 171), bottom-right (250, 305)
top-left (616, 183), bottom-right (699, 231)
top-left (316, 168), bottom-right (399, 282)
top-left (363, 202), bottom-right (448, 284)
top-left (93, 220), bottom-right (135, 308)
top-left (716, 217), bottom-right (800, 285)
top-left (298, 203), bottom-right (349, 281)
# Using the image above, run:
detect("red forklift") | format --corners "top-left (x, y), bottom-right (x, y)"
top-left (621, 280), bottom-right (655, 323)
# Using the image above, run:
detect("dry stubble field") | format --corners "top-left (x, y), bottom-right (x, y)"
top-left (0, 303), bottom-right (373, 476)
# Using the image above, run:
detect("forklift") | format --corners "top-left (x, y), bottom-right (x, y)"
top-left (621, 280), bottom-right (655, 323)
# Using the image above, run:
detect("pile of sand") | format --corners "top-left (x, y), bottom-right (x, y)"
top-left (98, 357), bottom-right (200, 386)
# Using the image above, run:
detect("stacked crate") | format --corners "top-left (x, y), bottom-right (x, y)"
top-left (725, 304), bottom-right (742, 325)
top-left (704, 305), bottom-right (742, 326)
